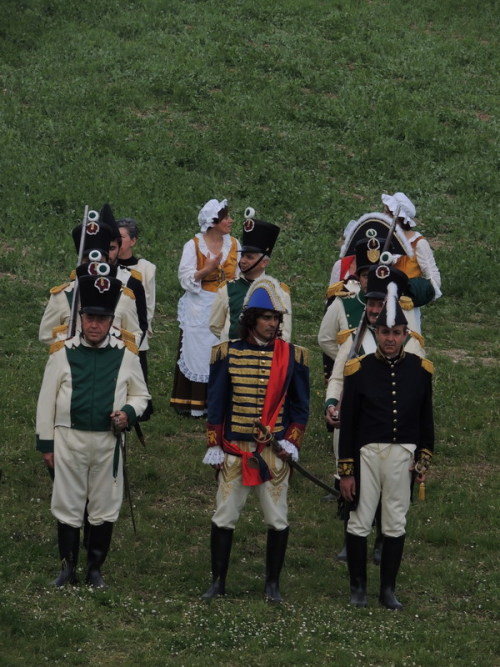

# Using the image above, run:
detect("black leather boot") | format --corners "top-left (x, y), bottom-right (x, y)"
top-left (264, 527), bottom-right (289, 603)
top-left (53, 522), bottom-right (80, 587)
top-left (201, 523), bottom-right (234, 599)
top-left (372, 503), bottom-right (383, 565)
top-left (86, 521), bottom-right (114, 589)
top-left (336, 515), bottom-right (349, 562)
top-left (346, 532), bottom-right (368, 607)
top-left (379, 534), bottom-right (405, 610)
top-left (82, 501), bottom-right (90, 550)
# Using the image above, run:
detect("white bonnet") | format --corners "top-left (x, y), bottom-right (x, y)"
top-left (381, 192), bottom-right (416, 228)
top-left (198, 199), bottom-right (228, 232)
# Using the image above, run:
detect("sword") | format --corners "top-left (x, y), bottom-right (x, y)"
top-left (114, 428), bottom-right (137, 535)
top-left (134, 423), bottom-right (146, 447)
top-left (254, 421), bottom-right (339, 498)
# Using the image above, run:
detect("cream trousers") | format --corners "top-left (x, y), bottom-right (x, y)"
top-left (51, 426), bottom-right (123, 527)
top-left (347, 442), bottom-right (415, 538)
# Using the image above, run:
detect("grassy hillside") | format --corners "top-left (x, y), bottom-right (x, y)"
top-left (1, 1), bottom-right (498, 665)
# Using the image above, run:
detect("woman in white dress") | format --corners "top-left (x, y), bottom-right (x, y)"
top-left (170, 199), bottom-right (240, 416)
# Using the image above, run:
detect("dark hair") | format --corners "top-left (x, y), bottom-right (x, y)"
top-left (213, 206), bottom-right (229, 224)
top-left (117, 218), bottom-right (140, 239)
top-left (239, 308), bottom-right (283, 340)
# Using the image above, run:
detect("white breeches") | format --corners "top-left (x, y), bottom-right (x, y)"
top-left (347, 442), bottom-right (415, 538)
top-left (212, 444), bottom-right (290, 531)
top-left (51, 427), bottom-right (123, 527)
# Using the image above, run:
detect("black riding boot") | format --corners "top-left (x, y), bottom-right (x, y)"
top-left (346, 532), bottom-right (368, 607)
top-left (53, 522), bottom-right (80, 587)
top-left (86, 521), bottom-right (114, 589)
top-left (379, 534), bottom-right (405, 610)
top-left (83, 501), bottom-right (90, 550)
top-left (372, 503), bottom-right (384, 565)
top-left (264, 527), bottom-right (289, 603)
top-left (336, 515), bottom-right (349, 562)
top-left (201, 523), bottom-right (234, 599)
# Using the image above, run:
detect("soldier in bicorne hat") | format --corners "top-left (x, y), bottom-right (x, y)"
top-left (201, 278), bottom-right (309, 603)
top-left (209, 212), bottom-right (292, 342)
top-left (36, 273), bottom-right (150, 589)
top-left (324, 264), bottom-right (424, 563)
top-left (337, 293), bottom-right (434, 610)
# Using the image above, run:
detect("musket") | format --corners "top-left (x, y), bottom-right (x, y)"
top-left (68, 205), bottom-right (95, 339)
top-left (115, 430), bottom-right (137, 535)
top-left (255, 421), bottom-right (339, 498)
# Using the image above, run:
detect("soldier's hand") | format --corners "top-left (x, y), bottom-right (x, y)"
top-left (42, 452), bottom-right (54, 469)
top-left (325, 405), bottom-right (340, 428)
top-left (340, 476), bottom-right (356, 502)
top-left (110, 410), bottom-right (129, 432)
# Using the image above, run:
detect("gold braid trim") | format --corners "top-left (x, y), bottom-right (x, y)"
top-left (415, 448), bottom-right (433, 475)
top-left (52, 324), bottom-right (68, 337)
top-left (122, 286), bottom-right (136, 300)
top-left (338, 459), bottom-right (355, 476)
top-left (49, 340), bottom-right (65, 355)
top-left (409, 330), bottom-right (425, 347)
top-left (399, 296), bottom-right (414, 311)
top-left (210, 341), bottom-right (229, 364)
top-left (280, 281), bottom-right (291, 294)
top-left (123, 339), bottom-right (139, 354)
top-left (344, 356), bottom-right (365, 376)
top-left (120, 329), bottom-right (136, 344)
top-left (49, 282), bottom-right (71, 295)
top-left (294, 345), bottom-right (309, 366)
top-left (421, 358), bottom-right (435, 374)
top-left (337, 328), bottom-right (356, 345)
top-left (325, 281), bottom-right (345, 299)
top-left (129, 268), bottom-right (143, 281)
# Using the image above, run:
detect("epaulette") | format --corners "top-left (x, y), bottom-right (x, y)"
top-left (325, 281), bottom-right (346, 299)
top-left (122, 286), bottom-right (136, 300)
top-left (123, 339), bottom-right (139, 354)
top-left (52, 324), bottom-right (69, 337)
top-left (210, 341), bottom-right (229, 364)
top-left (69, 269), bottom-right (76, 280)
top-left (120, 329), bottom-right (136, 344)
top-left (337, 328), bottom-right (356, 345)
top-left (409, 330), bottom-right (425, 347)
top-left (294, 345), bottom-right (309, 366)
top-left (49, 282), bottom-right (71, 295)
top-left (399, 295), bottom-right (414, 311)
top-left (129, 268), bottom-right (143, 282)
top-left (421, 358), bottom-right (435, 375)
top-left (280, 282), bottom-right (291, 294)
top-left (344, 355), bottom-right (365, 377)
top-left (49, 340), bottom-right (66, 355)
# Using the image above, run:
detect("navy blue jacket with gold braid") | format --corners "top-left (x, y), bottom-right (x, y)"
top-left (206, 339), bottom-right (309, 450)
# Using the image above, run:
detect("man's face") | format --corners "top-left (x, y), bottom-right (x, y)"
top-left (375, 325), bottom-right (407, 358)
top-left (254, 310), bottom-right (281, 342)
top-left (366, 298), bottom-right (384, 325)
top-left (108, 240), bottom-right (121, 265)
top-left (358, 269), bottom-right (369, 292)
top-left (81, 313), bottom-right (113, 346)
top-left (239, 252), bottom-right (269, 279)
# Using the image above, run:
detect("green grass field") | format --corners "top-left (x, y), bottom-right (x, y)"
top-left (1, 1), bottom-right (499, 665)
